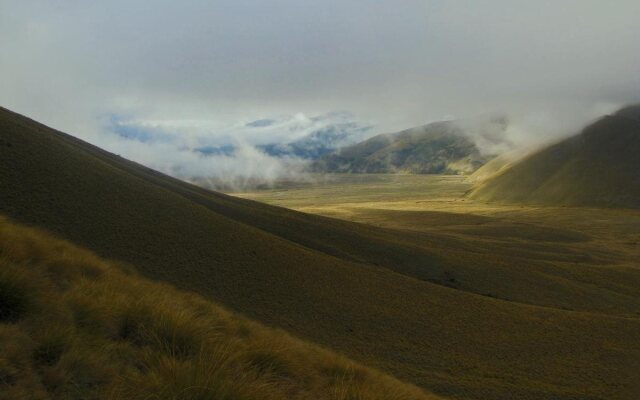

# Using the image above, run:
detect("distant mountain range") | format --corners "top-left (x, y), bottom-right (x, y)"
top-left (188, 115), bottom-right (512, 178)
top-left (310, 117), bottom-right (509, 174)
top-left (258, 121), bottom-right (371, 159)
top-left (185, 117), bottom-right (371, 161)
top-left (470, 104), bottom-right (640, 208)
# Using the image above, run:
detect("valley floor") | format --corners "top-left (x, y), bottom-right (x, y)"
top-left (233, 174), bottom-right (640, 275)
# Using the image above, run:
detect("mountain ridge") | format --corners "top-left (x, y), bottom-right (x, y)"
top-left (469, 104), bottom-right (640, 208)
top-left (311, 118), bottom-right (508, 175)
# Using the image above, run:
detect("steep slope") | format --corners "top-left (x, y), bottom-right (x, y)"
top-left (467, 148), bottom-right (532, 184)
top-left (470, 105), bottom-right (640, 208)
top-left (312, 121), bottom-right (492, 174)
top-left (0, 215), bottom-right (436, 400)
top-left (2, 107), bottom-right (640, 399)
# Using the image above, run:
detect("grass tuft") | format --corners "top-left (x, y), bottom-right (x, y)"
top-left (0, 266), bottom-right (33, 322)
top-left (32, 327), bottom-right (72, 366)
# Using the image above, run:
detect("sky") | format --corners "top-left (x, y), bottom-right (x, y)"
top-left (1, 0), bottom-right (639, 185)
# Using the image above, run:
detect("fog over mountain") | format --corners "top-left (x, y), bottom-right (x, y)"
top-left (103, 111), bottom-right (371, 188)
top-left (1, 0), bottom-right (639, 185)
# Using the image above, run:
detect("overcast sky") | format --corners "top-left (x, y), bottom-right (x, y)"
top-left (1, 1), bottom-right (639, 182)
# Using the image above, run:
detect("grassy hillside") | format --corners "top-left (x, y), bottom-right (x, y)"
top-left (470, 105), bottom-right (640, 208)
top-left (466, 148), bottom-right (532, 184)
top-left (0, 215), bottom-right (436, 400)
top-left (311, 121), bottom-right (490, 174)
top-left (2, 107), bottom-right (640, 399)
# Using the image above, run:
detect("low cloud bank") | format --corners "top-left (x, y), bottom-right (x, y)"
top-left (99, 111), bottom-right (371, 191)
top-left (94, 102), bottom-right (629, 191)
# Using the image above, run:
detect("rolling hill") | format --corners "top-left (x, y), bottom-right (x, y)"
top-left (469, 105), bottom-right (640, 208)
top-left (466, 148), bottom-right (532, 184)
top-left (2, 106), bottom-right (640, 399)
top-left (311, 118), bottom-right (506, 174)
top-left (0, 214), bottom-right (436, 400)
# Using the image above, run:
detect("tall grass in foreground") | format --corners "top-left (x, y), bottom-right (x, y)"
top-left (0, 215), bottom-right (437, 400)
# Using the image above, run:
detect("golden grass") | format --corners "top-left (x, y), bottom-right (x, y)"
top-left (0, 215), bottom-right (438, 400)
top-left (4, 107), bottom-right (640, 399)
top-left (234, 174), bottom-right (640, 399)
top-left (469, 112), bottom-right (640, 208)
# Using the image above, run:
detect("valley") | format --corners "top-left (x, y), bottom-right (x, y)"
top-left (234, 175), bottom-right (640, 273)
top-left (3, 2), bottom-right (640, 399)
top-left (234, 174), bottom-right (640, 397)
top-left (2, 109), bottom-right (640, 399)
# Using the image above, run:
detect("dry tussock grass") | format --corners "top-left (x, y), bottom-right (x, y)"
top-left (0, 215), bottom-right (437, 400)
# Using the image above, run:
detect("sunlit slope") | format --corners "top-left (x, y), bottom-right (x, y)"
top-left (0, 215), bottom-right (437, 400)
top-left (467, 148), bottom-right (532, 184)
top-left (312, 121), bottom-right (490, 174)
top-left (2, 107), bottom-right (640, 399)
top-left (470, 105), bottom-right (640, 208)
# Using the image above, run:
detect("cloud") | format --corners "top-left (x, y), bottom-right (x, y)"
top-left (1, 0), bottom-right (639, 184)
top-left (105, 136), bottom-right (308, 191)
top-left (96, 111), bottom-right (369, 189)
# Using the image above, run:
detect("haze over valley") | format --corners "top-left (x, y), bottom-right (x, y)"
top-left (1, 1), bottom-right (640, 399)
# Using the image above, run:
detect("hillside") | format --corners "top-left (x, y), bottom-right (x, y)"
top-left (469, 105), bottom-right (640, 208)
top-left (2, 107), bottom-right (640, 399)
top-left (311, 122), bottom-right (485, 174)
top-left (311, 121), bottom-right (494, 174)
top-left (0, 215), bottom-right (436, 400)
top-left (466, 148), bottom-right (533, 184)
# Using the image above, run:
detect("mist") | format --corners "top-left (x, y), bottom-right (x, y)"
top-left (1, 0), bottom-right (639, 187)
top-left (96, 111), bottom-right (371, 189)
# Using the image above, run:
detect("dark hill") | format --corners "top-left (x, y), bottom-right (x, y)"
top-left (469, 105), bottom-right (640, 208)
top-left (0, 215), bottom-right (438, 400)
top-left (2, 107), bottom-right (640, 399)
top-left (311, 121), bottom-right (493, 174)
top-left (615, 103), bottom-right (640, 121)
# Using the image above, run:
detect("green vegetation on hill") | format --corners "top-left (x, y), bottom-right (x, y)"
top-left (2, 107), bottom-right (640, 399)
top-left (470, 105), bottom-right (640, 208)
top-left (0, 215), bottom-right (436, 400)
top-left (311, 121), bottom-right (491, 174)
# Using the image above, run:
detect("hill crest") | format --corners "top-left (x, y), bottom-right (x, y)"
top-left (469, 105), bottom-right (640, 208)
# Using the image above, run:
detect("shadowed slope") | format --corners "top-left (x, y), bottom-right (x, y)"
top-left (0, 215), bottom-right (438, 400)
top-left (2, 107), bottom-right (640, 399)
top-left (470, 105), bottom-right (640, 208)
